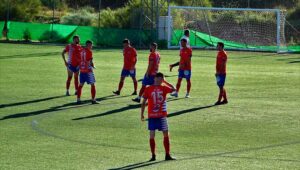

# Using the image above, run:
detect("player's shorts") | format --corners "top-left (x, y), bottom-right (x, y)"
top-left (121, 69), bottom-right (136, 78)
top-left (80, 72), bottom-right (96, 85)
top-left (142, 75), bottom-right (155, 86)
top-left (216, 74), bottom-right (226, 87)
top-left (148, 117), bottom-right (168, 131)
top-left (68, 64), bottom-right (79, 73)
top-left (178, 70), bottom-right (191, 80)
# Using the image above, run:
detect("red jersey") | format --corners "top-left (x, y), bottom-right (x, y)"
top-left (123, 46), bottom-right (137, 70)
top-left (79, 48), bottom-right (93, 73)
top-left (216, 50), bottom-right (227, 75)
top-left (65, 44), bottom-right (82, 67)
top-left (148, 52), bottom-right (160, 75)
top-left (179, 47), bottom-right (192, 70)
top-left (143, 85), bottom-right (173, 118)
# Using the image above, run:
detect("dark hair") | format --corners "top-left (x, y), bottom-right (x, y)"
top-left (155, 72), bottom-right (164, 78)
top-left (184, 30), bottom-right (190, 36)
top-left (123, 39), bottom-right (130, 44)
top-left (86, 40), bottom-right (93, 44)
top-left (73, 35), bottom-right (79, 40)
top-left (217, 42), bottom-right (224, 48)
top-left (181, 38), bottom-right (187, 43)
top-left (151, 42), bottom-right (157, 48)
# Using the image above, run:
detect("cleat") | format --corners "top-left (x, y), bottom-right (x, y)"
top-left (221, 100), bottom-right (228, 104)
top-left (169, 65), bottom-right (173, 72)
top-left (185, 93), bottom-right (190, 98)
top-left (170, 92), bottom-right (178, 98)
top-left (76, 100), bottom-right (81, 105)
top-left (131, 91), bottom-right (137, 95)
top-left (113, 90), bottom-right (120, 95)
top-left (66, 91), bottom-right (70, 96)
top-left (91, 100), bottom-right (99, 104)
top-left (149, 155), bottom-right (156, 162)
top-left (165, 154), bottom-right (176, 161)
top-left (214, 101), bottom-right (222, 105)
top-left (132, 97), bottom-right (141, 103)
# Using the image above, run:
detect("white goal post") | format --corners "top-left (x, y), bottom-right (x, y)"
top-left (167, 6), bottom-right (287, 52)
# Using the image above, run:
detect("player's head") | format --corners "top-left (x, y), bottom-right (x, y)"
top-left (123, 39), bottom-right (130, 48)
top-left (181, 38), bottom-right (187, 48)
top-left (217, 42), bottom-right (224, 51)
top-left (150, 42), bottom-right (157, 52)
top-left (184, 29), bottom-right (190, 37)
top-left (154, 72), bottom-right (164, 85)
top-left (73, 35), bottom-right (80, 44)
top-left (86, 40), bottom-right (93, 49)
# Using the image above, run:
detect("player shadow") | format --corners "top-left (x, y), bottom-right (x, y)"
top-left (288, 60), bottom-right (300, 64)
top-left (167, 104), bottom-right (216, 118)
top-left (72, 103), bottom-right (140, 120)
top-left (72, 98), bottom-right (184, 120)
top-left (0, 95), bottom-right (66, 109)
top-left (0, 52), bottom-right (60, 60)
top-left (0, 101), bottom-right (85, 121)
top-left (96, 94), bottom-right (131, 101)
top-left (108, 160), bottom-right (165, 170)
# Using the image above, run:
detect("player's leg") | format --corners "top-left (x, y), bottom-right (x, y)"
top-left (113, 76), bottom-right (125, 95)
top-left (66, 69), bottom-right (73, 96)
top-left (186, 79), bottom-right (191, 98)
top-left (91, 83), bottom-right (98, 104)
top-left (74, 71), bottom-right (79, 95)
top-left (176, 78), bottom-right (182, 93)
top-left (133, 75), bottom-right (153, 103)
top-left (77, 83), bottom-right (84, 104)
top-left (131, 76), bottom-right (138, 95)
top-left (149, 130), bottom-right (156, 161)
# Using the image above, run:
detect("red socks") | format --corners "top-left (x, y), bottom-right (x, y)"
top-left (139, 85), bottom-right (146, 97)
top-left (187, 80), bottom-right (191, 94)
top-left (118, 81), bottom-right (124, 92)
top-left (176, 78), bottom-right (182, 93)
top-left (91, 85), bottom-right (96, 100)
top-left (163, 136), bottom-right (170, 155)
top-left (133, 80), bottom-right (138, 92)
top-left (77, 85), bottom-right (83, 98)
top-left (66, 77), bottom-right (72, 90)
top-left (74, 74), bottom-right (79, 91)
top-left (150, 138), bottom-right (156, 155)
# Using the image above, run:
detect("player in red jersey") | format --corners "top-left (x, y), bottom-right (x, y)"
top-left (113, 39), bottom-right (138, 95)
top-left (141, 72), bottom-right (176, 161)
top-left (215, 42), bottom-right (228, 105)
top-left (169, 38), bottom-right (192, 98)
top-left (132, 42), bottom-right (160, 103)
top-left (76, 40), bottom-right (98, 104)
top-left (62, 35), bottom-right (82, 96)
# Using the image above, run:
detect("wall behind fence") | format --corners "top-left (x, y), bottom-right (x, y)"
top-left (0, 21), bottom-right (154, 47)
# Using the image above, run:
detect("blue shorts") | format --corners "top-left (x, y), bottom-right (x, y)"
top-left (178, 70), bottom-right (191, 80)
top-left (142, 75), bottom-right (155, 86)
top-left (148, 117), bottom-right (168, 131)
top-left (80, 72), bottom-right (96, 85)
top-left (121, 69), bottom-right (136, 78)
top-left (68, 64), bottom-right (79, 73)
top-left (216, 74), bottom-right (226, 87)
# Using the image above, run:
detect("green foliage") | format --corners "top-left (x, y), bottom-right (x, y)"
top-left (0, 0), bottom-right (42, 22)
top-left (60, 7), bottom-right (97, 26)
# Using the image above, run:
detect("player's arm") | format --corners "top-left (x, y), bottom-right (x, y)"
top-left (145, 60), bottom-right (153, 77)
top-left (61, 49), bottom-right (68, 66)
top-left (163, 79), bottom-right (176, 92)
top-left (141, 98), bottom-right (147, 121)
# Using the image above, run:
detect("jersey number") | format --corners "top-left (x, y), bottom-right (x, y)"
top-left (151, 91), bottom-right (163, 112)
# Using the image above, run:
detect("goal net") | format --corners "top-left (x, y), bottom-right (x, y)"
top-left (167, 6), bottom-right (287, 52)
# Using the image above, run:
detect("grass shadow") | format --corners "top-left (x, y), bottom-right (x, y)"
top-left (0, 52), bottom-right (60, 60)
top-left (0, 95), bottom-right (66, 109)
top-left (108, 160), bottom-right (165, 170)
top-left (167, 104), bottom-right (216, 118)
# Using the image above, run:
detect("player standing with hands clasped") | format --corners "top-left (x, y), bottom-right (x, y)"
top-left (76, 40), bottom-right (98, 104)
top-left (141, 72), bottom-right (176, 161)
top-left (169, 38), bottom-right (192, 98)
top-left (215, 42), bottom-right (228, 105)
top-left (113, 39), bottom-right (138, 95)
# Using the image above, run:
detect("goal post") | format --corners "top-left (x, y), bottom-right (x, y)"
top-left (167, 6), bottom-right (287, 53)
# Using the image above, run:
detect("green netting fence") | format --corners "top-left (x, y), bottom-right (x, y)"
top-left (0, 21), bottom-right (155, 47)
top-left (171, 30), bottom-right (300, 53)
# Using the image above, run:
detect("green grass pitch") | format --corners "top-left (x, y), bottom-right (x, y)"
top-left (0, 43), bottom-right (299, 169)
